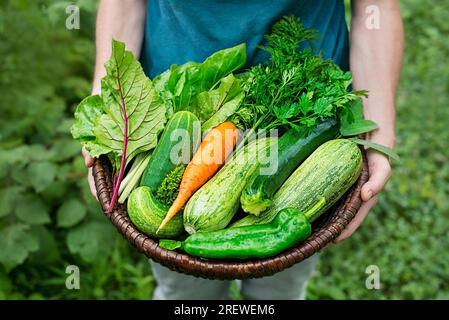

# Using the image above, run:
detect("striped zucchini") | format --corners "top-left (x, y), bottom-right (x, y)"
top-left (240, 118), bottom-right (339, 215)
top-left (140, 111), bottom-right (201, 192)
top-left (183, 137), bottom-right (276, 234)
top-left (231, 139), bottom-right (362, 228)
top-left (128, 186), bottom-right (184, 238)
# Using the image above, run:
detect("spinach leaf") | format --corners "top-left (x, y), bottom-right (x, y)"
top-left (197, 74), bottom-right (245, 132)
top-left (339, 99), bottom-right (379, 136)
top-left (153, 43), bottom-right (247, 118)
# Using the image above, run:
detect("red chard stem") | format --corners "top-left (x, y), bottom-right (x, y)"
top-left (107, 65), bottom-right (128, 213)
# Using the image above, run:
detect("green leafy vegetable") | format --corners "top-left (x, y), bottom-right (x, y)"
top-left (71, 95), bottom-right (104, 142)
top-left (71, 95), bottom-right (112, 158)
top-left (200, 74), bottom-right (245, 132)
top-left (118, 152), bottom-right (152, 204)
top-left (153, 43), bottom-right (247, 118)
top-left (339, 99), bottom-right (379, 136)
top-left (71, 40), bottom-right (168, 210)
top-left (158, 239), bottom-right (182, 251)
top-left (71, 41), bottom-right (167, 166)
top-left (349, 137), bottom-right (400, 161)
top-left (238, 16), bottom-right (366, 133)
top-left (96, 40), bottom-right (167, 168)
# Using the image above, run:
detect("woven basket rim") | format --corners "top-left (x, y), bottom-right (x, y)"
top-left (92, 148), bottom-right (369, 280)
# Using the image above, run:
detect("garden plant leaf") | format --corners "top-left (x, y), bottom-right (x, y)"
top-left (153, 44), bottom-right (247, 116)
top-left (349, 137), bottom-right (400, 161)
top-left (96, 40), bottom-right (167, 168)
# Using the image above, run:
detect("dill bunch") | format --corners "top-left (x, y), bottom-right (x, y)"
top-left (156, 165), bottom-right (186, 206)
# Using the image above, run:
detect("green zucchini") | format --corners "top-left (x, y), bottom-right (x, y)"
top-left (128, 186), bottom-right (184, 238)
top-left (140, 111), bottom-right (201, 192)
top-left (183, 137), bottom-right (275, 234)
top-left (232, 139), bottom-right (362, 228)
top-left (240, 118), bottom-right (339, 215)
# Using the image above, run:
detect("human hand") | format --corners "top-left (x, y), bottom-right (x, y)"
top-left (334, 149), bottom-right (391, 242)
top-left (82, 147), bottom-right (98, 201)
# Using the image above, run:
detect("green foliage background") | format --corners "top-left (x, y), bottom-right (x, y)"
top-left (0, 0), bottom-right (447, 299)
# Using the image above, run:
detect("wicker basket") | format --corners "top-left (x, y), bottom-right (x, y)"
top-left (92, 149), bottom-right (369, 280)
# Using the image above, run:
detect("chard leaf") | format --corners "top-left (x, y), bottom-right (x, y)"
top-left (94, 40), bottom-right (168, 212)
top-left (349, 137), bottom-right (400, 161)
top-left (70, 41), bottom-right (167, 167)
top-left (94, 40), bottom-right (167, 168)
top-left (71, 95), bottom-right (104, 141)
top-left (70, 40), bottom-right (168, 210)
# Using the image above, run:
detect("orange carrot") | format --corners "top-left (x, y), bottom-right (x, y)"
top-left (157, 122), bottom-right (238, 233)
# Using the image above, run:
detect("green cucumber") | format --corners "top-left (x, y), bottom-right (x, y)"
top-left (183, 137), bottom-right (276, 234)
top-left (128, 186), bottom-right (184, 238)
top-left (232, 139), bottom-right (362, 228)
top-left (140, 111), bottom-right (201, 192)
top-left (179, 199), bottom-right (325, 259)
top-left (240, 118), bottom-right (338, 215)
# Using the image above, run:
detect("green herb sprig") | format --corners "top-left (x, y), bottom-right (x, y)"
top-left (233, 16), bottom-right (367, 134)
top-left (155, 165), bottom-right (186, 206)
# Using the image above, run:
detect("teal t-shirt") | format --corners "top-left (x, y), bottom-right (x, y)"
top-left (141, 0), bottom-right (349, 79)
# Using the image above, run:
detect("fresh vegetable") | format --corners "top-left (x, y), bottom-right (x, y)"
top-left (240, 117), bottom-right (339, 215)
top-left (231, 16), bottom-right (366, 134)
top-left (157, 122), bottom-right (238, 233)
top-left (127, 186), bottom-right (184, 238)
top-left (155, 164), bottom-right (186, 206)
top-left (232, 139), bottom-right (362, 228)
top-left (339, 99), bottom-right (378, 136)
top-left (140, 111), bottom-right (201, 193)
top-left (154, 44), bottom-right (246, 118)
top-left (118, 152), bottom-right (152, 204)
top-left (339, 99), bottom-right (399, 159)
top-left (160, 198), bottom-right (325, 259)
top-left (200, 75), bottom-right (245, 133)
top-left (183, 136), bottom-right (275, 234)
top-left (229, 17), bottom-right (396, 159)
top-left (71, 40), bottom-right (167, 212)
top-left (349, 137), bottom-right (400, 161)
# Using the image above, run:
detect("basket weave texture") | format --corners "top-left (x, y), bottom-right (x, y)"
top-left (93, 149), bottom-right (369, 280)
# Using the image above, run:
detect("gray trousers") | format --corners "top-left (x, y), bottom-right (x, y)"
top-left (150, 254), bottom-right (319, 300)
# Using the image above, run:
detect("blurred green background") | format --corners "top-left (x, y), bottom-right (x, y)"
top-left (0, 0), bottom-right (448, 299)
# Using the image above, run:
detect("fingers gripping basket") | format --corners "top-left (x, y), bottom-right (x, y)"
top-left (92, 149), bottom-right (369, 280)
